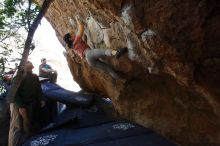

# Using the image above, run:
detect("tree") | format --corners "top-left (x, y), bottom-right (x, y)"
top-left (6, 0), bottom-right (54, 101)
top-left (0, 0), bottom-right (39, 78)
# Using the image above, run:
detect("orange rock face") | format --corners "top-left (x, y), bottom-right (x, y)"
top-left (39, 0), bottom-right (220, 145)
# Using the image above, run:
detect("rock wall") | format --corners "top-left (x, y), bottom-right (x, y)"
top-left (37, 0), bottom-right (220, 145)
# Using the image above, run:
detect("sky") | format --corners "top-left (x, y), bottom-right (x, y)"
top-left (29, 18), bottom-right (81, 92)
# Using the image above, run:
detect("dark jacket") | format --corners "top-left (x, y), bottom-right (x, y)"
top-left (14, 71), bottom-right (44, 108)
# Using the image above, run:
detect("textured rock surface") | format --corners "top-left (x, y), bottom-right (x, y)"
top-left (37, 0), bottom-right (220, 145)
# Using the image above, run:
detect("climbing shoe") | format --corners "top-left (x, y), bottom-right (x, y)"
top-left (116, 47), bottom-right (128, 59)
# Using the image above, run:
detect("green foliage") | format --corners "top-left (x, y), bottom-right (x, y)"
top-left (0, 0), bottom-right (39, 76)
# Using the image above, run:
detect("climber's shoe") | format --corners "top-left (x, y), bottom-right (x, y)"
top-left (116, 47), bottom-right (128, 59)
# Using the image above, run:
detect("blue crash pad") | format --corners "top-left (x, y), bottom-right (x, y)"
top-left (23, 120), bottom-right (175, 146)
top-left (41, 83), bottom-right (94, 107)
top-left (23, 97), bottom-right (176, 146)
top-left (40, 98), bottom-right (117, 132)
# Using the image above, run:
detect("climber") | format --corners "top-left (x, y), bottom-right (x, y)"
top-left (63, 16), bottom-right (128, 79)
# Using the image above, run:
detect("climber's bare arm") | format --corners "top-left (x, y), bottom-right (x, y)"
top-left (75, 16), bottom-right (84, 38)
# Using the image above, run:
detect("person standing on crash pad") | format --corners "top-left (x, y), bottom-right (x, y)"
top-left (63, 16), bottom-right (128, 79)
top-left (17, 61), bottom-right (45, 134)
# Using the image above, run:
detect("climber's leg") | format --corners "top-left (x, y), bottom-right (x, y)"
top-left (85, 49), bottom-right (120, 79)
